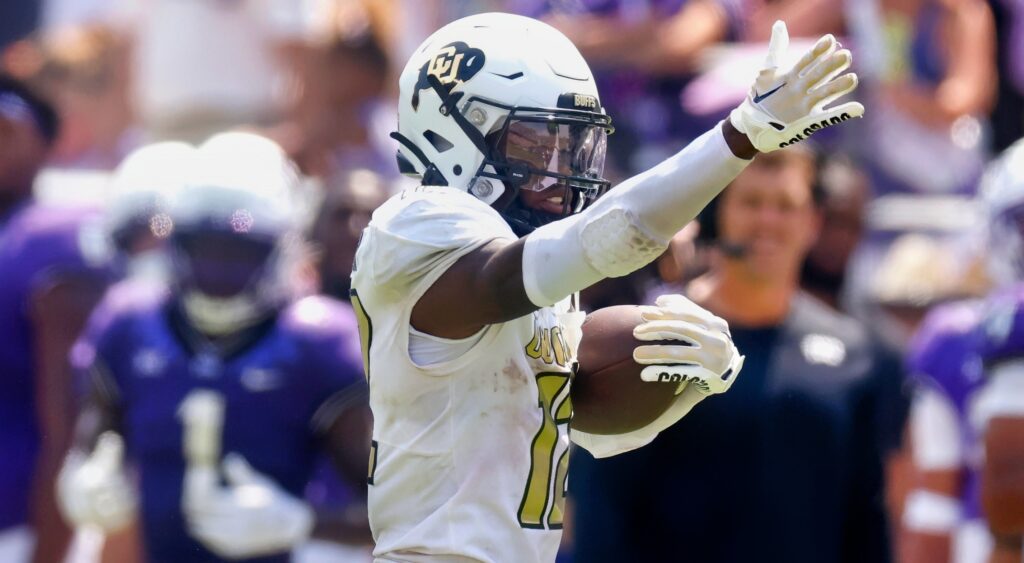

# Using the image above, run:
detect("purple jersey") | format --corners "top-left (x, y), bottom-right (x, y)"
top-left (0, 202), bottom-right (105, 530)
top-left (976, 283), bottom-right (1024, 366)
top-left (905, 300), bottom-right (986, 519)
top-left (74, 284), bottom-right (365, 563)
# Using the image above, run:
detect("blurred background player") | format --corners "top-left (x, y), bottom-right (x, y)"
top-left (50, 141), bottom-right (195, 563)
top-left (898, 138), bottom-right (1024, 563)
top-left (975, 283), bottom-right (1024, 563)
top-left (799, 154), bottom-right (870, 313)
top-left (308, 168), bottom-right (390, 301)
top-left (0, 72), bottom-right (110, 563)
top-left (570, 147), bottom-right (906, 563)
top-left (57, 133), bottom-right (372, 563)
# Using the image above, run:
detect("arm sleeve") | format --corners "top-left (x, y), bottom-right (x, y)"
top-left (69, 296), bottom-right (124, 407)
top-left (522, 125), bottom-right (749, 307)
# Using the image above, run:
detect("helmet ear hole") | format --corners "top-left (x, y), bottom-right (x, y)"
top-left (423, 130), bottom-right (455, 153)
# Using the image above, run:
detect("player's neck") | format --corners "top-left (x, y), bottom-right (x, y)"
top-left (688, 271), bottom-right (795, 327)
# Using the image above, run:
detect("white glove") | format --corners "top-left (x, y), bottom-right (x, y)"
top-left (57, 432), bottom-right (137, 532)
top-left (184, 453), bottom-right (314, 560)
top-left (634, 294), bottom-right (744, 395)
top-left (730, 21), bottom-right (864, 153)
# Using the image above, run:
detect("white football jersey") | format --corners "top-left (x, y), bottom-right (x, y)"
top-left (351, 185), bottom-right (583, 562)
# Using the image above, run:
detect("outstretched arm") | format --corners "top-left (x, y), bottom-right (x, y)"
top-left (414, 22), bottom-right (858, 338)
top-left (412, 119), bottom-right (755, 340)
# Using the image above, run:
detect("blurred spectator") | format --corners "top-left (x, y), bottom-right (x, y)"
top-left (58, 133), bottom-right (371, 563)
top-left (570, 148), bottom-right (903, 563)
top-left (849, 0), bottom-right (996, 198)
top-left (309, 169), bottom-right (390, 300)
top-left (0, 72), bottom-right (109, 563)
top-left (287, 29), bottom-right (394, 179)
top-left (3, 25), bottom-right (136, 169)
top-left (801, 155), bottom-right (869, 312)
top-left (842, 0), bottom-right (997, 322)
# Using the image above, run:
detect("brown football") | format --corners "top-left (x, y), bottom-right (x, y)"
top-left (571, 305), bottom-right (680, 435)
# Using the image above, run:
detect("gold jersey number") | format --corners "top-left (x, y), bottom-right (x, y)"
top-left (518, 372), bottom-right (572, 529)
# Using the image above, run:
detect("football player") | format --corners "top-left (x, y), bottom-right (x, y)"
top-left (57, 133), bottom-right (371, 562)
top-left (352, 12), bottom-right (863, 561)
top-left (974, 284), bottom-right (1024, 563)
top-left (900, 140), bottom-right (1024, 563)
top-left (0, 72), bottom-right (110, 563)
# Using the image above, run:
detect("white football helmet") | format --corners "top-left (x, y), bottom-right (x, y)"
top-left (169, 132), bottom-right (303, 335)
top-left (980, 138), bottom-right (1024, 285)
top-left (105, 141), bottom-right (195, 255)
top-left (394, 12), bottom-right (614, 235)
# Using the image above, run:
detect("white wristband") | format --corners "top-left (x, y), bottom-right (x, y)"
top-left (903, 489), bottom-right (962, 533)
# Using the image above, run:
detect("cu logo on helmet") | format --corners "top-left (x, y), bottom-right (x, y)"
top-left (429, 46), bottom-right (472, 85)
top-left (412, 41), bottom-right (485, 110)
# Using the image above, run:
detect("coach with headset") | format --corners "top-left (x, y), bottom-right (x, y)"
top-left (569, 147), bottom-right (907, 563)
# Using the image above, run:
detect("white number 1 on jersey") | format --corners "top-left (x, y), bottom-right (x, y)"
top-left (178, 389), bottom-right (225, 510)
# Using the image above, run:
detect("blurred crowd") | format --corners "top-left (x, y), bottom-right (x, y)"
top-left (2, 0), bottom-right (1024, 562)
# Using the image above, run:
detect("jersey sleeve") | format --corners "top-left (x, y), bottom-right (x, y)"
top-left (355, 186), bottom-right (516, 300)
top-left (69, 290), bottom-right (129, 406)
top-left (69, 282), bottom-right (163, 406)
top-left (288, 297), bottom-right (370, 434)
top-left (905, 302), bottom-right (981, 414)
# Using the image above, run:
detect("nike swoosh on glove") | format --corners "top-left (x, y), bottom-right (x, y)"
top-left (730, 20), bottom-right (864, 153)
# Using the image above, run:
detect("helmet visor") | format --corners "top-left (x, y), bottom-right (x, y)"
top-left (501, 119), bottom-right (608, 192)
top-left (497, 117), bottom-right (610, 216)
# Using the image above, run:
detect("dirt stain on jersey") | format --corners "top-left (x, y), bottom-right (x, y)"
top-left (501, 358), bottom-right (530, 393)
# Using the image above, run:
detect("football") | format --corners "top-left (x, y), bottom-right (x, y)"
top-left (571, 305), bottom-right (680, 435)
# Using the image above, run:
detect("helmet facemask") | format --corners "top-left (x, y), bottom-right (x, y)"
top-left (170, 229), bottom-right (289, 337)
top-left (470, 98), bottom-right (614, 235)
